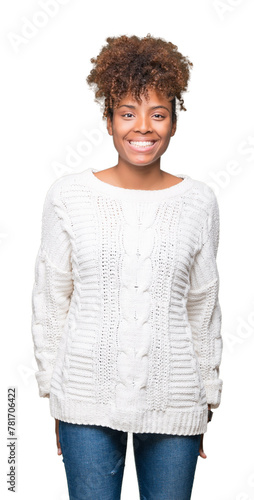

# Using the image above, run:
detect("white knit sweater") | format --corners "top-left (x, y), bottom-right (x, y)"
top-left (31, 167), bottom-right (223, 435)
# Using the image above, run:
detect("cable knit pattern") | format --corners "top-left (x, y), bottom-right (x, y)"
top-left (31, 167), bottom-right (223, 435)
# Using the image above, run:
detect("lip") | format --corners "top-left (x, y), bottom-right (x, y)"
top-left (126, 140), bottom-right (158, 153)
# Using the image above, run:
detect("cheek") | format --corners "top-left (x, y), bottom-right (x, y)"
top-left (113, 119), bottom-right (130, 137)
top-left (160, 129), bottom-right (174, 147)
top-left (164, 130), bottom-right (173, 142)
top-left (112, 129), bottom-right (131, 149)
top-left (158, 122), bottom-right (173, 136)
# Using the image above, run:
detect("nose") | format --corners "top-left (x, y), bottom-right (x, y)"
top-left (134, 114), bottom-right (153, 134)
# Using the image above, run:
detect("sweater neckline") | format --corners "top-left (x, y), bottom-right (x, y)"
top-left (86, 167), bottom-right (194, 202)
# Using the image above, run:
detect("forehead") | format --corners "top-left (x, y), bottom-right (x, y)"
top-left (117, 89), bottom-right (173, 107)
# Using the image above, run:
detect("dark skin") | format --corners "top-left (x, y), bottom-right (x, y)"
top-left (55, 87), bottom-right (211, 459)
top-left (98, 88), bottom-right (179, 190)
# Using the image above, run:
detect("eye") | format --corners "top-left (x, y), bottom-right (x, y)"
top-left (153, 114), bottom-right (165, 119)
top-left (121, 113), bottom-right (134, 118)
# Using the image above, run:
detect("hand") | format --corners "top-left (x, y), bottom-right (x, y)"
top-left (199, 434), bottom-right (207, 458)
top-left (198, 404), bottom-right (212, 459)
top-left (55, 418), bottom-right (62, 456)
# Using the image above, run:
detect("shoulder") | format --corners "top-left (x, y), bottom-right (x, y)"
top-left (188, 176), bottom-right (219, 215)
top-left (189, 176), bottom-right (217, 202)
top-left (43, 169), bottom-right (90, 202)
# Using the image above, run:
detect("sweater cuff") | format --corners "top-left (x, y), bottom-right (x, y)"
top-left (35, 369), bottom-right (53, 398)
top-left (204, 379), bottom-right (223, 409)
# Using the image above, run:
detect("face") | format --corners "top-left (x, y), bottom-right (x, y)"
top-left (106, 87), bottom-right (177, 170)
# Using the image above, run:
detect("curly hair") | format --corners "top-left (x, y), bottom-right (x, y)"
top-left (86, 34), bottom-right (193, 123)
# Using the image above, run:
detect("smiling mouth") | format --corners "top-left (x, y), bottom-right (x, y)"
top-left (127, 140), bottom-right (158, 151)
top-left (129, 140), bottom-right (156, 146)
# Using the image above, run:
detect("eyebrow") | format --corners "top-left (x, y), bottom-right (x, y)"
top-left (118, 104), bottom-right (170, 112)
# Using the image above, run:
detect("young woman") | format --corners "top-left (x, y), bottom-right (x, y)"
top-left (31, 34), bottom-right (223, 500)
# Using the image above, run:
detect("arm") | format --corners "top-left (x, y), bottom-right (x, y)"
top-left (186, 189), bottom-right (223, 409)
top-left (31, 182), bottom-right (74, 398)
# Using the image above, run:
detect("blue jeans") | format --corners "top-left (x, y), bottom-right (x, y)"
top-left (59, 420), bottom-right (201, 500)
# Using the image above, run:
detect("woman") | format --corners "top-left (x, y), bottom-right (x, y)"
top-left (31, 34), bottom-right (223, 500)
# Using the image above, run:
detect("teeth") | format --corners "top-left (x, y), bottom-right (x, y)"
top-left (129, 141), bottom-right (155, 146)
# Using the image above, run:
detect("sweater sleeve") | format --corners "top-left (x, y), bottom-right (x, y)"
top-left (186, 189), bottom-right (223, 409)
top-left (31, 183), bottom-right (74, 398)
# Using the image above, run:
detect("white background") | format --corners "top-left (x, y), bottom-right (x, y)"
top-left (1, 0), bottom-right (254, 498)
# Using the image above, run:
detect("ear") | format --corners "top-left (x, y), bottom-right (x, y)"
top-left (171, 119), bottom-right (177, 137)
top-left (107, 115), bottom-right (113, 136)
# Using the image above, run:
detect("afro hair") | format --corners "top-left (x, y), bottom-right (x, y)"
top-left (86, 33), bottom-right (193, 122)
